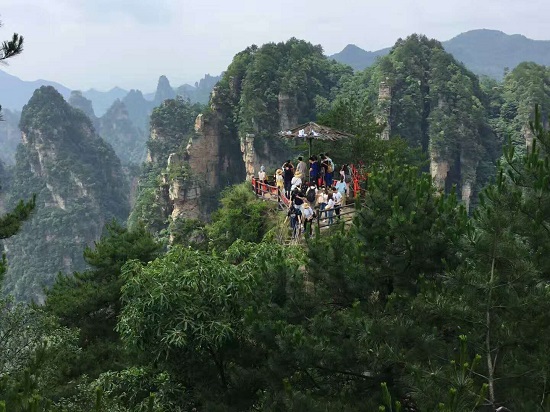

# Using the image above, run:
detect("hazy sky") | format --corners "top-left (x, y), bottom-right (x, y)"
top-left (1, 0), bottom-right (549, 92)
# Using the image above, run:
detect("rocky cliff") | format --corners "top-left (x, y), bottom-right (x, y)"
top-left (3, 86), bottom-right (129, 301)
top-left (210, 39), bottom-right (351, 181)
top-left (0, 109), bottom-right (21, 165)
top-left (343, 35), bottom-right (497, 209)
top-left (99, 99), bottom-right (147, 165)
top-left (130, 39), bottom-right (351, 238)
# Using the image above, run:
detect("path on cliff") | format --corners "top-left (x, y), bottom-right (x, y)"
top-left (250, 179), bottom-right (358, 244)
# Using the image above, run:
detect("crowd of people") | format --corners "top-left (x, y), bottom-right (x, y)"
top-left (256, 153), bottom-right (353, 240)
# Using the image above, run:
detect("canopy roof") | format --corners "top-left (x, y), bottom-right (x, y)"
top-left (279, 121), bottom-right (353, 142)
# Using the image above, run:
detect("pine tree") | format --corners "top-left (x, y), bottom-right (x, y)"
top-left (0, 19), bottom-right (24, 120)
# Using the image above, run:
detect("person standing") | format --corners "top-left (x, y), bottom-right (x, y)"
top-left (302, 203), bottom-right (314, 238)
top-left (275, 169), bottom-right (284, 194)
top-left (316, 187), bottom-right (327, 222)
top-left (335, 178), bottom-right (347, 205)
top-left (309, 156), bottom-right (319, 187)
top-left (325, 153), bottom-right (335, 187)
top-left (296, 156), bottom-right (308, 177)
top-left (325, 193), bottom-right (335, 225)
top-left (291, 171), bottom-right (303, 193)
top-left (333, 188), bottom-right (343, 221)
top-left (282, 160), bottom-right (294, 198)
top-left (319, 154), bottom-right (328, 187)
top-left (285, 202), bottom-right (302, 240)
top-left (258, 165), bottom-right (267, 183)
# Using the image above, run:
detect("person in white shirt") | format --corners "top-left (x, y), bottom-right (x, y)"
top-left (302, 203), bottom-right (314, 238)
top-left (290, 171), bottom-right (302, 192)
top-left (258, 165), bottom-right (267, 183)
top-left (325, 193), bottom-right (335, 225)
top-left (333, 189), bottom-right (343, 221)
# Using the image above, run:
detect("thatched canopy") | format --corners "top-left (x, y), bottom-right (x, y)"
top-left (279, 121), bottom-right (353, 156)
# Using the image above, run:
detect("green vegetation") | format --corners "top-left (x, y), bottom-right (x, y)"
top-left (5, 111), bottom-right (550, 409)
top-left (99, 99), bottom-right (147, 165)
top-left (5, 32), bottom-right (550, 411)
top-left (327, 34), bottom-right (498, 204)
top-left (128, 97), bottom-right (203, 234)
top-left (2, 86), bottom-right (129, 301)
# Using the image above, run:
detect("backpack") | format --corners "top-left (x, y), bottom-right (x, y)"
top-left (327, 163), bottom-right (334, 173)
top-left (306, 187), bottom-right (316, 203)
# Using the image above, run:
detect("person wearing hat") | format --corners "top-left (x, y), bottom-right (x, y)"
top-left (302, 203), bottom-right (314, 238)
top-left (275, 169), bottom-right (284, 194)
top-left (290, 171), bottom-right (302, 193)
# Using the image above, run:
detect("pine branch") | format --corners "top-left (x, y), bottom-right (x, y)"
top-left (0, 32), bottom-right (23, 62)
top-left (0, 194), bottom-right (36, 240)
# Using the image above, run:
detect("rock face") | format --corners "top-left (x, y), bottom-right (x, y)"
top-left (377, 82), bottom-right (391, 140)
top-left (365, 35), bottom-right (496, 210)
top-left (0, 109), bottom-right (21, 165)
top-left (3, 86), bottom-right (129, 301)
top-left (130, 39), bottom-right (352, 235)
top-left (68, 90), bottom-right (99, 131)
top-left (278, 93), bottom-right (298, 132)
top-left (154, 75), bottom-right (176, 106)
top-left (99, 99), bottom-right (147, 164)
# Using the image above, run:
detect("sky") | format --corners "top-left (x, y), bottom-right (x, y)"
top-left (1, 0), bottom-right (549, 92)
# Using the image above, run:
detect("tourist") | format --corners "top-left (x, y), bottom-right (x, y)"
top-left (325, 152), bottom-right (335, 187)
top-left (258, 165), bottom-right (267, 183)
top-left (302, 203), bottom-right (314, 238)
top-left (282, 159), bottom-right (294, 198)
top-left (333, 187), bottom-right (343, 220)
top-left (290, 171), bottom-right (302, 192)
top-left (316, 186), bottom-right (327, 221)
top-left (325, 193), bottom-right (335, 225)
top-left (285, 202), bottom-right (302, 240)
top-left (296, 156), bottom-right (308, 177)
top-left (309, 156), bottom-right (319, 186)
top-left (335, 178), bottom-right (347, 205)
top-left (319, 154), bottom-right (328, 187)
top-left (275, 168), bottom-right (284, 194)
top-left (305, 182), bottom-right (317, 206)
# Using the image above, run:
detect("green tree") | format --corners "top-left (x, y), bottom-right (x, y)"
top-left (43, 222), bottom-right (161, 397)
top-left (207, 182), bottom-right (277, 252)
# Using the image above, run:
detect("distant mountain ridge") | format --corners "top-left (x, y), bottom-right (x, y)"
top-left (330, 29), bottom-right (550, 79)
top-left (0, 71), bottom-right (221, 116)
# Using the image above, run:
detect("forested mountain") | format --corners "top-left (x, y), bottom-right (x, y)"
top-left (81, 87), bottom-right (128, 117)
top-left (1, 70), bottom-right (219, 118)
top-left (129, 39), bottom-right (351, 240)
top-left (445, 29), bottom-right (550, 80)
top-left (492, 62), bottom-right (550, 149)
top-left (330, 43), bottom-right (390, 71)
top-left (68, 90), bottom-right (100, 131)
top-left (331, 29), bottom-right (550, 80)
top-left (327, 35), bottom-right (498, 209)
top-left (0, 109), bottom-right (21, 165)
top-left (6, 32), bottom-right (550, 411)
top-left (122, 89), bottom-right (155, 132)
top-left (99, 99), bottom-right (147, 165)
top-left (175, 73), bottom-right (222, 104)
top-left (2, 86), bottom-right (129, 301)
top-left (67, 91), bottom-right (147, 165)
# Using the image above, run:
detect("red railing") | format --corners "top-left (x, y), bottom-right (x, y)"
top-left (250, 178), bottom-right (290, 208)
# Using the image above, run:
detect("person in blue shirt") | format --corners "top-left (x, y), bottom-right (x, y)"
top-left (335, 178), bottom-right (347, 205)
top-left (309, 156), bottom-right (319, 187)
